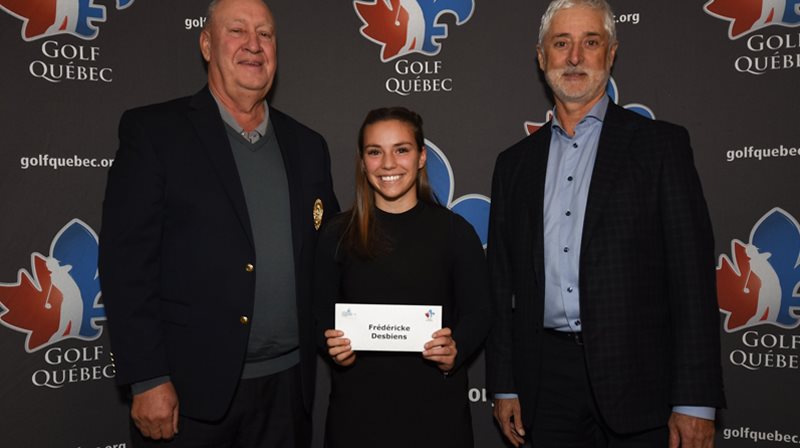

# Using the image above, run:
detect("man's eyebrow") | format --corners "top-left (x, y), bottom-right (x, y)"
top-left (551, 31), bottom-right (604, 39)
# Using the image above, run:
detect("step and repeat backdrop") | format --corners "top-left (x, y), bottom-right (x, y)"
top-left (1, 1), bottom-right (797, 447)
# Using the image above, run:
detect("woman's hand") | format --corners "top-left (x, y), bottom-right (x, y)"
top-left (325, 329), bottom-right (356, 367)
top-left (423, 327), bottom-right (457, 372)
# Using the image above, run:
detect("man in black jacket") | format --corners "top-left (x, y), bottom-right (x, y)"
top-left (99, 0), bottom-right (338, 446)
top-left (486, 0), bottom-right (725, 446)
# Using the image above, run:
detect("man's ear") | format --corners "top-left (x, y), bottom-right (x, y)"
top-left (607, 41), bottom-right (619, 67)
top-left (200, 30), bottom-right (212, 62)
top-left (536, 46), bottom-right (545, 71)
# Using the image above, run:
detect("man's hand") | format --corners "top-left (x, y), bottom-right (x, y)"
top-left (493, 398), bottom-right (525, 447)
top-left (668, 412), bottom-right (715, 448)
top-left (131, 381), bottom-right (179, 440)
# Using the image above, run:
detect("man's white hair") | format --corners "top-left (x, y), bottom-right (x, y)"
top-left (538, 0), bottom-right (617, 46)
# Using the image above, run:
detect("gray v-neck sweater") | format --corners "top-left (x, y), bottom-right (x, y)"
top-left (225, 121), bottom-right (299, 379)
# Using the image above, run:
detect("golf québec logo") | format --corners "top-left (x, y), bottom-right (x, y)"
top-left (1, 0), bottom-right (135, 83)
top-left (425, 139), bottom-right (490, 247)
top-left (717, 208), bottom-right (800, 331)
top-left (0, 219), bottom-right (112, 388)
top-left (354, 0), bottom-right (475, 96)
top-left (525, 77), bottom-right (655, 135)
top-left (0, 0), bottom-right (134, 41)
top-left (717, 208), bottom-right (800, 371)
top-left (703, 0), bottom-right (800, 75)
top-left (0, 219), bottom-right (105, 352)
top-left (425, 308), bottom-right (436, 321)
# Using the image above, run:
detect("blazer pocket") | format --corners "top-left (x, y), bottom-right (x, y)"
top-left (160, 299), bottom-right (190, 326)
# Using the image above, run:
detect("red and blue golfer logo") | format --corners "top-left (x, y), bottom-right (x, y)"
top-left (354, 0), bottom-right (474, 62)
top-left (717, 208), bottom-right (800, 331)
top-left (704, 0), bottom-right (800, 39)
top-left (0, 219), bottom-right (105, 352)
top-left (0, 0), bottom-right (134, 41)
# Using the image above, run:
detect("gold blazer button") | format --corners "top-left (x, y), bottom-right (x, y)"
top-left (240, 316), bottom-right (249, 325)
top-left (245, 263), bottom-right (254, 272)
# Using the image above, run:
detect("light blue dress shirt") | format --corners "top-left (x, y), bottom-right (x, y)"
top-left (542, 96), bottom-right (606, 332)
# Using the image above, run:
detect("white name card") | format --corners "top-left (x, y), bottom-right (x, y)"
top-left (335, 303), bottom-right (443, 352)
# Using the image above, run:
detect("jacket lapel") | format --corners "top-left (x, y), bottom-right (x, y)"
top-left (580, 102), bottom-right (636, 255)
top-left (188, 87), bottom-right (254, 247)
top-left (527, 126), bottom-right (552, 288)
top-left (270, 109), bottom-right (304, 262)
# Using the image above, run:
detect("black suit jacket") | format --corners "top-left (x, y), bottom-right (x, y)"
top-left (485, 102), bottom-right (725, 433)
top-left (99, 87), bottom-right (339, 420)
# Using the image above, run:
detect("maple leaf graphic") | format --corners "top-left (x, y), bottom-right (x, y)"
top-left (0, 0), bottom-right (107, 41)
top-left (704, 0), bottom-right (764, 39)
top-left (0, 0), bottom-right (59, 39)
top-left (0, 254), bottom-right (61, 351)
top-left (717, 240), bottom-right (761, 331)
top-left (0, 219), bottom-right (103, 352)
top-left (355, 0), bottom-right (410, 61)
top-left (717, 208), bottom-right (800, 332)
top-left (525, 110), bottom-right (554, 135)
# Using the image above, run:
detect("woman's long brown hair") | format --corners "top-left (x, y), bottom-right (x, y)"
top-left (340, 107), bottom-right (437, 259)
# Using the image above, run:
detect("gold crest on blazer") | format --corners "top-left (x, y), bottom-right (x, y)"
top-left (313, 199), bottom-right (324, 230)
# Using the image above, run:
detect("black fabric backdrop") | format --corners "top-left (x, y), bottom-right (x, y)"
top-left (1, 1), bottom-right (798, 446)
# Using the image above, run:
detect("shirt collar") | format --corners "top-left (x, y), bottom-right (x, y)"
top-left (210, 91), bottom-right (269, 139)
top-left (551, 94), bottom-right (609, 135)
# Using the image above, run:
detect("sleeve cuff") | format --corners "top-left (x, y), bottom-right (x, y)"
top-left (673, 406), bottom-right (716, 421)
top-left (494, 393), bottom-right (519, 399)
top-left (130, 375), bottom-right (171, 395)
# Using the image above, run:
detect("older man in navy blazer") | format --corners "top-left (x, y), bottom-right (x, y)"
top-left (99, 0), bottom-right (338, 446)
top-left (486, 1), bottom-right (725, 447)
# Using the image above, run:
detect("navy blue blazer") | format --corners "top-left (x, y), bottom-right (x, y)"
top-left (99, 87), bottom-right (339, 420)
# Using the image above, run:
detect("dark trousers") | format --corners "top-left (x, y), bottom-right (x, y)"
top-left (131, 365), bottom-right (310, 448)
top-left (529, 331), bottom-right (668, 448)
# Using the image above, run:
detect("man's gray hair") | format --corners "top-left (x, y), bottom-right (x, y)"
top-left (204, 0), bottom-right (271, 30)
top-left (538, 0), bottom-right (616, 46)
top-left (205, 0), bottom-right (220, 29)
